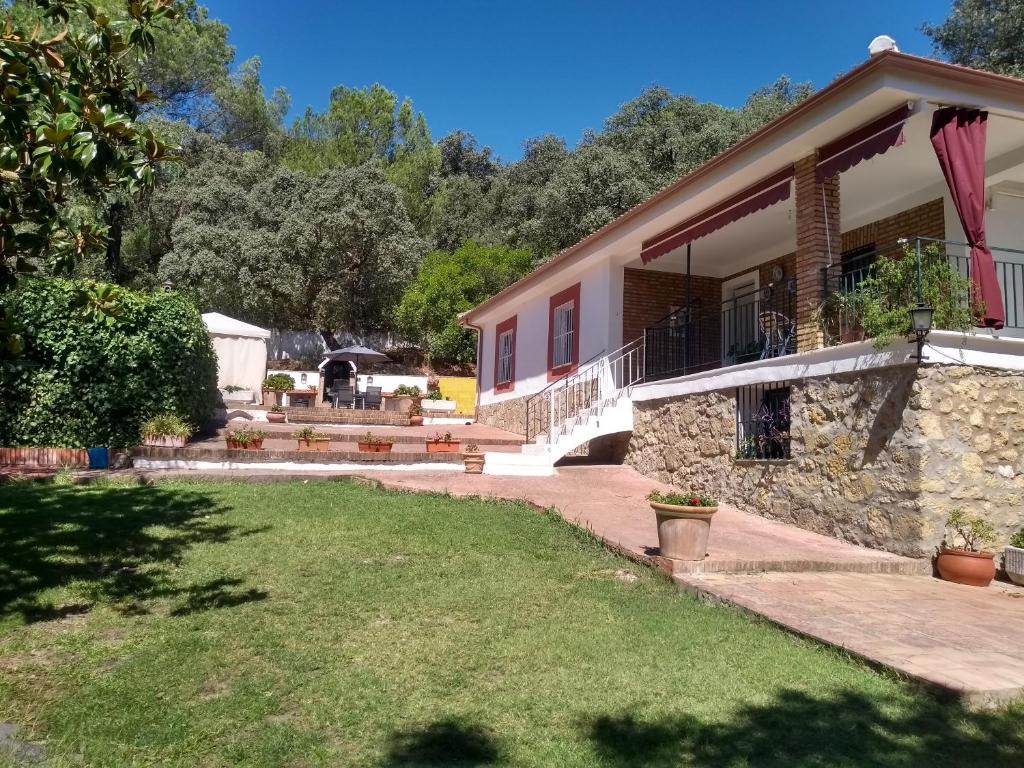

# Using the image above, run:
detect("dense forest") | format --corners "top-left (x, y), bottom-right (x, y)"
top-left (4, 0), bottom-right (1021, 364)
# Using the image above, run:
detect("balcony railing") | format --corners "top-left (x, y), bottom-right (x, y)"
top-left (820, 237), bottom-right (1024, 344)
top-left (643, 277), bottom-right (797, 382)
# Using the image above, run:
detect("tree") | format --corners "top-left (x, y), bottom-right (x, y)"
top-left (0, 0), bottom-right (179, 284)
top-left (924, 0), bottom-right (1024, 77)
top-left (395, 241), bottom-right (532, 364)
top-left (205, 57), bottom-right (289, 154)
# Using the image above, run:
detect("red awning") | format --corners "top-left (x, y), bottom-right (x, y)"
top-left (816, 103), bottom-right (913, 181)
top-left (640, 166), bottom-right (794, 264)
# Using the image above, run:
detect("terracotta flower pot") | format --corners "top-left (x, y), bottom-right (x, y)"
top-left (936, 547), bottom-right (995, 587)
top-left (144, 434), bottom-right (186, 448)
top-left (249, 438), bottom-right (264, 450)
top-left (426, 440), bottom-right (460, 453)
top-left (297, 438), bottom-right (330, 452)
top-left (263, 390), bottom-right (281, 407)
top-left (267, 411), bottom-right (286, 423)
top-left (650, 502), bottom-right (718, 561)
top-left (1005, 546), bottom-right (1024, 586)
top-left (358, 442), bottom-right (393, 453)
top-left (226, 438), bottom-right (242, 450)
top-left (462, 451), bottom-right (485, 474)
top-left (409, 415), bottom-right (424, 427)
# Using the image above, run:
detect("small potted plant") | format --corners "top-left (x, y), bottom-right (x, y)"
top-left (936, 509), bottom-right (997, 587)
top-left (423, 388), bottom-right (458, 414)
top-left (141, 413), bottom-right (192, 448)
top-left (293, 426), bottom-right (330, 452)
top-left (426, 431), bottom-right (460, 453)
top-left (1003, 528), bottom-right (1024, 586)
top-left (225, 425), bottom-right (266, 450)
top-left (648, 490), bottom-right (718, 561)
top-left (357, 431), bottom-right (394, 453)
top-left (262, 373), bottom-right (295, 407)
top-left (462, 443), bottom-right (484, 474)
top-left (408, 401), bottom-right (424, 427)
top-left (267, 404), bottom-right (286, 424)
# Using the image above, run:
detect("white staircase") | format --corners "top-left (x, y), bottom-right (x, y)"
top-left (484, 339), bottom-right (645, 476)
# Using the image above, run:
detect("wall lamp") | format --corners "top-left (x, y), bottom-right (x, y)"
top-left (909, 303), bottom-right (934, 362)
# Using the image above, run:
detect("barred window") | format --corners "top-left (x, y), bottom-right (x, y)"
top-left (497, 330), bottom-right (514, 385)
top-left (552, 301), bottom-right (575, 368)
top-left (736, 383), bottom-right (791, 460)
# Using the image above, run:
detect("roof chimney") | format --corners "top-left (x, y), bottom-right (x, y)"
top-left (868, 35), bottom-right (899, 56)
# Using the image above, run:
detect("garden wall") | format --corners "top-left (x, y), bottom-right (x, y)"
top-left (477, 394), bottom-right (529, 436)
top-left (624, 364), bottom-right (1024, 557)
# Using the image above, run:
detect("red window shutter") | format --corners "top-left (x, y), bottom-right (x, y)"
top-left (547, 282), bottom-right (581, 381)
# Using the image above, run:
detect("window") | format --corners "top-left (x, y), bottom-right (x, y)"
top-left (493, 316), bottom-right (516, 393)
top-left (547, 283), bottom-right (581, 379)
top-left (840, 243), bottom-right (877, 292)
top-left (552, 302), bottom-right (574, 368)
top-left (736, 383), bottom-right (791, 460)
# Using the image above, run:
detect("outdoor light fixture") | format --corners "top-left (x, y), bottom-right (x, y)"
top-left (909, 303), bottom-right (934, 361)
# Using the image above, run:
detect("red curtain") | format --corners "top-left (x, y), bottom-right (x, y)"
top-left (930, 106), bottom-right (1004, 329)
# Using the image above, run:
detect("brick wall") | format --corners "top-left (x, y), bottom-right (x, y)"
top-left (622, 268), bottom-right (721, 344)
top-left (794, 155), bottom-right (841, 352)
top-left (842, 198), bottom-right (945, 252)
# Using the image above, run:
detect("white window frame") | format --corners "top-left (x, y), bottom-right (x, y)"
top-left (497, 328), bottom-right (514, 386)
top-left (552, 300), bottom-right (575, 369)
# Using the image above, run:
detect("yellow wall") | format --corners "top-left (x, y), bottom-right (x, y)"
top-left (438, 376), bottom-right (477, 416)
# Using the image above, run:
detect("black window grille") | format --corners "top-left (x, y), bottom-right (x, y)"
top-left (736, 383), bottom-right (792, 460)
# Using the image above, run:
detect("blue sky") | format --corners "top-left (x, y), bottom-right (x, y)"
top-left (203, 0), bottom-right (949, 161)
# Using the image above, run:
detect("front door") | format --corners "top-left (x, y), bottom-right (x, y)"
top-left (722, 272), bottom-right (759, 364)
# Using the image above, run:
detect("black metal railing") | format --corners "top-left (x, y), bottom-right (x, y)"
top-left (736, 382), bottom-right (792, 460)
top-left (643, 278), bottom-right (797, 382)
top-left (821, 237), bottom-right (1024, 344)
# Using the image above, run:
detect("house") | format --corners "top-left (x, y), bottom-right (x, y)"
top-left (460, 48), bottom-right (1024, 558)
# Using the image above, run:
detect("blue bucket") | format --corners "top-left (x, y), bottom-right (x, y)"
top-left (87, 447), bottom-right (109, 470)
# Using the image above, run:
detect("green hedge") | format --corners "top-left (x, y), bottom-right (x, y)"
top-left (0, 279), bottom-right (218, 448)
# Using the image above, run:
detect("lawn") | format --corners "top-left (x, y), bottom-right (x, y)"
top-left (0, 479), bottom-right (1022, 767)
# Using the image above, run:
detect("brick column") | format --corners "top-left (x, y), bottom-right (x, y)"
top-left (794, 155), bottom-right (840, 352)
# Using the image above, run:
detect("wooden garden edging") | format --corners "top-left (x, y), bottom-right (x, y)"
top-left (0, 447), bottom-right (89, 467)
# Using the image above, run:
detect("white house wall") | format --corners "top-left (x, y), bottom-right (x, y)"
top-left (478, 260), bottom-right (621, 406)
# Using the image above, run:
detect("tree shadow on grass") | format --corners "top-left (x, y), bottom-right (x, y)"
top-left (384, 718), bottom-right (503, 767)
top-left (0, 483), bottom-right (269, 623)
top-left (583, 688), bottom-right (1024, 768)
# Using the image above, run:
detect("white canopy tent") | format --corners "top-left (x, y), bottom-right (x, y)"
top-left (202, 312), bottom-right (270, 396)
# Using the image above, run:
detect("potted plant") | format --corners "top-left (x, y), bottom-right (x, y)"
top-left (936, 508), bottom-right (997, 587)
top-left (1003, 528), bottom-right (1024, 586)
top-left (293, 426), bottom-right (330, 452)
top-left (425, 431), bottom-right (460, 453)
top-left (408, 401), bottom-right (424, 427)
top-left (221, 383), bottom-right (255, 402)
top-left (357, 431), bottom-right (394, 453)
top-left (462, 443), bottom-right (484, 474)
top-left (141, 413), bottom-right (192, 448)
top-left (267, 404), bottom-right (286, 424)
top-left (387, 384), bottom-right (422, 414)
top-left (423, 388), bottom-right (458, 414)
top-left (262, 373), bottom-right (296, 407)
top-left (648, 490), bottom-right (718, 561)
top-left (225, 425), bottom-right (266, 450)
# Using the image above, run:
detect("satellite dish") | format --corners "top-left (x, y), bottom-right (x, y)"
top-left (868, 35), bottom-right (899, 56)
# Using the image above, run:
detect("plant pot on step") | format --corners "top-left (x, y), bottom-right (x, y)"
top-left (297, 438), bottom-right (330, 452)
top-left (267, 411), bottom-right (286, 424)
top-left (358, 441), bottom-right (393, 453)
top-left (650, 501), bottom-right (718, 561)
top-left (426, 439), bottom-right (460, 453)
top-left (1005, 546), bottom-right (1024, 586)
top-left (143, 434), bottom-right (187, 448)
top-left (936, 547), bottom-right (995, 587)
top-left (409, 415), bottom-right (424, 427)
top-left (462, 451), bottom-right (485, 474)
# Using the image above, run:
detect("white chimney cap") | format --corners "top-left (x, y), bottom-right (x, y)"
top-left (868, 35), bottom-right (899, 56)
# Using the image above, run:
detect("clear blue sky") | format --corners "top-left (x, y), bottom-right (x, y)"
top-left (204, 0), bottom-right (949, 161)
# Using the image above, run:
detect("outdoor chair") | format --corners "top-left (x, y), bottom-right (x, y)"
top-left (758, 310), bottom-right (796, 359)
top-left (331, 383), bottom-right (354, 409)
top-left (363, 386), bottom-right (382, 410)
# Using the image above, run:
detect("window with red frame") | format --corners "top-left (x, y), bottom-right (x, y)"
top-left (494, 316), bottom-right (516, 392)
top-left (547, 283), bottom-right (580, 378)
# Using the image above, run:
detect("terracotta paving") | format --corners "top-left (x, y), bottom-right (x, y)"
top-left (679, 572), bottom-right (1024, 708)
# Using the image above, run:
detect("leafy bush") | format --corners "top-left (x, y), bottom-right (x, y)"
top-left (392, 384), bottom-right (421, 396)
top-left (0, 279), bottom-right (218, 448)
top-left (1011, 528), bottom-right (1024, 549)
top-left (141, 413), bottom-right (193, 439)
top-left (292, 426), bottom-right (327, 441)
top-left (262, 373), bottom-right (295, 391)
top-left (943, 508), bottom-right (997, 553)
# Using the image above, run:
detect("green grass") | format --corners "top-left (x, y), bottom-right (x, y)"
top-left (0, 478), bottom-right (1021, 767)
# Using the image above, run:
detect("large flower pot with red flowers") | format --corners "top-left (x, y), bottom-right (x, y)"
top-left (648, 490), bottom-right (718, 562)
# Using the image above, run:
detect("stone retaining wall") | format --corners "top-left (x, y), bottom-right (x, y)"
top-left (625, 364), bottom-right (1024, 557)
top-left (477, 395), bottom-right (529, 436)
